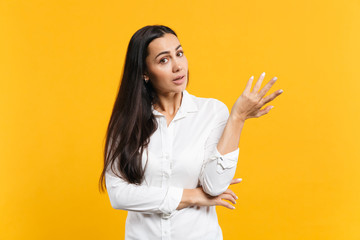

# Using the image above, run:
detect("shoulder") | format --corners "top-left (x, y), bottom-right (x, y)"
top-left (185, 90), bottom-right (229, 115)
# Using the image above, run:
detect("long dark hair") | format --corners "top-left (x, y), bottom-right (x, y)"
top-left (98, 25), bottom-right (185, 193)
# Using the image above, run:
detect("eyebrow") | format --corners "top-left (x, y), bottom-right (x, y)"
top-left (155, 45), bottom-right (182, 59)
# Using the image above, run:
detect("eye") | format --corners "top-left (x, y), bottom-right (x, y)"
top-left (160, 58), bottom-right (168, 64)
top-left (177, 51), bottom-right (184, 57)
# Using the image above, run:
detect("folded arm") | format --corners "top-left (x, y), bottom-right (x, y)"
top-left (105, 171), bottom-right (183, 215)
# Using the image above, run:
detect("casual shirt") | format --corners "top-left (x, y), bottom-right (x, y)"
top-left (105, 89), bottom-right (240, 240)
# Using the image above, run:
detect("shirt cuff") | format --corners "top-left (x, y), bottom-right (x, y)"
top-left (158, 186), bottom-right (183, 216)
top-left (213, 147), bottom-right (239, 174)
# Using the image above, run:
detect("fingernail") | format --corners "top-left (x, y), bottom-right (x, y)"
top-left (235, 195), bottom-right (238, 200)
top-left (269, 106), bottom-right (274, 109)
top-left (250, 76), bottom-right (254, 79)
top-left (273, 77), bottom-right (277, 81)
top-left (279, 89), bottom-right (283, 93)
top-left (261, 72), bottom-right (265, 76)
top-left (232, 206), bottom-right (236, 209)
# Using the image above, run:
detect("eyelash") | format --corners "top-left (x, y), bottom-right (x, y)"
top-left (160, 51), bottom-right (184, 64)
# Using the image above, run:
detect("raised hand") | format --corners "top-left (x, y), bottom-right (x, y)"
top-left (230, 72), bottom-right (283, 121)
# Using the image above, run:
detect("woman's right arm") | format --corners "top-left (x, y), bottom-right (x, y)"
top-left (106, 171), bottom-right (241, 214)
top-left (106, 171), bottom-right (183, 215)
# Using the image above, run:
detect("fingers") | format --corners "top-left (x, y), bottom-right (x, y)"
top-left (224, 188), bottom-right (238, 200)
top-left (261, 89), bottom-right (283, 105)
top-left (217, 193), bottom-right (237, 209)
top-left (252, 72), bottom-right (266, 93)
top-left (257, 76), bottom-right (278, 99)
top-left (230, 178), bottom-right (242, 185)
top-left (255, 105), bottom-right (274, 118)
top-left (221, 193), bottom-right (237, 204)
top-left (244, 76), bottom-right (254, 93)
top-left (218, 199), bottom-right (236, 209)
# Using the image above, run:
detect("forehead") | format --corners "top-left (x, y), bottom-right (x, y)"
top-left (147, 33), bottom-right (181, 56)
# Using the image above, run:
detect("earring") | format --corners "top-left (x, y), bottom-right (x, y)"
top-left (143, 75), bottom-right (149, 83)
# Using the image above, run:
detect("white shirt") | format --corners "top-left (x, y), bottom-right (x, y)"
top-left (105, 90), bottom-right (240, 240)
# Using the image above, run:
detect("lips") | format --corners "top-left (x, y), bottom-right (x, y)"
top-left (172, 75), bottom-right (186, 85)
top-left (173, 75), bottom-right (185, 81)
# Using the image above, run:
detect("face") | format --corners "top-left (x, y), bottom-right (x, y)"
top-left (144, 33), bottom-right (188, 95)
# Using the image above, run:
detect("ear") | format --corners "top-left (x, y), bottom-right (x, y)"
top-left (143, 72), bottom-right (149, 81)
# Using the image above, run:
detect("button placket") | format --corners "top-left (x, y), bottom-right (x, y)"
top-left (160, 117), bottom-right (168, 188)
top-left (167, 123), bottom-right (174, 171)
top-left (161, 116), bottom-right (176, 240)
top-left (162, 119), bottom-right (172, 187)
top-left (161, 217), bottom-right (171, 240)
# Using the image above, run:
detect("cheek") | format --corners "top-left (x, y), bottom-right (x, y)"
top-left (148, 69), bottom-right (172, 89)
top-left (183, 57), bottom-right (188, 70)
top-left (151, 66), bottom-right (171, 80)
top-left (154, 64), bottom-right (172, 79)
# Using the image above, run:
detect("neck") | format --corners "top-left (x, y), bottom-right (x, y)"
top-left (154, 91), bottom-right (183, 116)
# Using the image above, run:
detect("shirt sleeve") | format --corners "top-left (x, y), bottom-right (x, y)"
top-left (199, 99), bottom-right (240, 196)
top-left (105, 169), bottom-right (183, 215)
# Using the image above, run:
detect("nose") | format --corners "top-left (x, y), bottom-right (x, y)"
top-left (172, 59), bottom-right (182, 72)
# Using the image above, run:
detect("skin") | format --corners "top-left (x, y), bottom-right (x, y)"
top-left (144, 33), bottom-right (188, 126)
top-left (144, 33), bottom-right (284, 210)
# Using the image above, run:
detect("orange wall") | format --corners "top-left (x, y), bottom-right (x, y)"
top-left (1, 0), bottom-right (359, 239)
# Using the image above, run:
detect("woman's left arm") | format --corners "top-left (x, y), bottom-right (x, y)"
top-left (200, 73), bottom-right (283, 196)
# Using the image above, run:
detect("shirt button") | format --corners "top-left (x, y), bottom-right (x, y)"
top-left (162, 213), bottom-right (171, 219)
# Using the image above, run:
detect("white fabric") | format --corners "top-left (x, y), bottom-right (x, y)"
top-left (105, 90), bottom-right (240, 240)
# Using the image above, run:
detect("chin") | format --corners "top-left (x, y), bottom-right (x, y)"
top-left (176, 83), bottom-right (187, 92)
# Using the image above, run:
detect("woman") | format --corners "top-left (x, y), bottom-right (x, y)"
top-left (99, 25), bottom-right (283, 240)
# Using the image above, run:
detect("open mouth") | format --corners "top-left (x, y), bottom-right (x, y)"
top-left (174, 75), bottom-right (185, 81)
top-left (173, 75), bottom-right (185, 84)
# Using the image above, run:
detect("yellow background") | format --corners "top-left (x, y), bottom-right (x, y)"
top-left (1, 0), bottom-right (359, 239)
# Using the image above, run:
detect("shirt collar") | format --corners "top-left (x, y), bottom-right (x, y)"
top-left (151, 90), bottom-right (198, 117)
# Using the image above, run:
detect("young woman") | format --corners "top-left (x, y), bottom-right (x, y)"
top-left (99, 25), bottom-right (283, 240)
